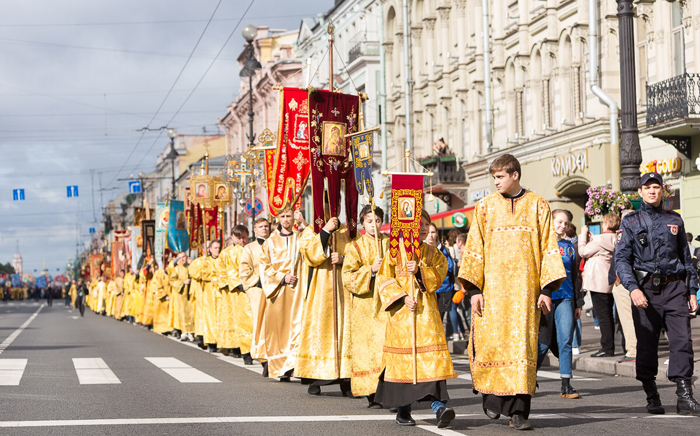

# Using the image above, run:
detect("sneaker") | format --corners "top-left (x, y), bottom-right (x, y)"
top-left (509, 413), bottom-right (532, 430)
top-left (435, 407), bottom-right (455, 428)
top-left (572, 347), bottom-right (580, 355)
top-left (664, 359), bottom-right (670, 365)
top-left (594, 326), bottom-right (600, 330)
top-left (561, 385), bottom-right (580, 399)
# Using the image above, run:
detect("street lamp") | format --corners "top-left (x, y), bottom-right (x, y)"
top-left (166, 128), bottom-right (179, 199)
top-left (240, 24), bottom-right (261, 231)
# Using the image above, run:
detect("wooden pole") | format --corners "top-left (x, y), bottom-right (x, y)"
top-left (328, 20), bottom-right (334, 91)
top-left (332, 231), bottom-right (339, 378)
top-left (410, 234), bottom-right (417, 385)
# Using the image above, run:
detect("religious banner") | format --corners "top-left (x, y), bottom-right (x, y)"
top-left (203, 206), bottom-right (219, 243)
top-left (264, 148), bottom-right (278, 216)
top-left (154, 202), bottom-right (168, 268)
top-left (308, 88), bottom-right (360, 237)
top-left (10, 274), bottom-right (22, 287)
top-left (111, 241), bottom-right (125, 277)
top-left (271, 87), bottom-right (311, 213)
top-left (349, 130), bottom-right (375, 197)
top-left (35, 275), bottom-right (48, 288)
top-left (129, 226), bottom-right (142, 273)
top-left (167, 200), bottom-right (189, 253)
top-left (389, 174), bottom-right (424, 263)
top-left (89, 254), bottom-right (102, 281)
top-left (141, 220), bottom-right (155, 263)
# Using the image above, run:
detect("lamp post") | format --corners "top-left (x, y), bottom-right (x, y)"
top-left (240, 24), bottom-right (261, 230)
top-left (166, 128), bottom-right (179, 199)
top-left (616, 0), bottom-right (642, 193)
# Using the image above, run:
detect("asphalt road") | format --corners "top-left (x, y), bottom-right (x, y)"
top-left (1, 300), bottom-right (699, 435)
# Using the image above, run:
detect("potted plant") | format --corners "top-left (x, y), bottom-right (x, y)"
top-left (625, 182), bottom-right (675, 210)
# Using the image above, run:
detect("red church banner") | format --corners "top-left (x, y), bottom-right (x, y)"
top-left (389, 174), bottom-right (424, 262)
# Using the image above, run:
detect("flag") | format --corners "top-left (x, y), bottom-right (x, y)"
top-left (167, 200), bottom-right (189, 253)
top-left (11, 274), bottom-right (21, 287)
top-left (389, 174), bottom-right (424, 263)
top-left (89, 254), bottom-right (102, 281)
top-left (142, 220), bottom-right (156, 262)
top-left (111, 241), bottom-right (124, 278)
top-left (270, 87), bottom-right (311, 214)
top-left (129, 226), bottom-right (142, 273)
top-left (349, 130), bottom-right (375, 197)
top-left (308, 89), bottom-right (360, 237)
top-left (203, 206), bottom-right (219, 243)
top-left (35, 275), bottom-right (48, 288)
top-left (154, 202), bottom-right (168, 268)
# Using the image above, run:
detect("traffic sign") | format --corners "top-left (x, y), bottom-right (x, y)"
top-left (66, 185), bottom-right (79, 197)
top-left (128, 180), bottom-right (142, 194)
top-left (244, 198), bottom-right (263, 216)
top-left (12, 189), bottom-right (25, 201)
top-left (89, 228), bottom-right (96, 234)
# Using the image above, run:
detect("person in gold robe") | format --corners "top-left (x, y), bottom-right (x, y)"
top-left (95, 276), bottom-right (106, 315)
top-left (342, 205), bottom-right (389, 406)
top-left (296, 212), bottom-right (354, 396)
top-left (151, 261), bottom-right (171, 334)
top-left (189, 241), bottom-right (221, 352)
top-left (189, 255), bottom-right (206, 348)
top-left (259, 208), bottom-right (305, 381)
top-left (166, 260), bottom-right (179, 336)
top-left (111, 270), bottom-right (125, 320)
top-left (216, 225), bottom-right (254, 363)
top-left (69, 280), bottom-right (77, 308)
top-left (240, 217), bottom-right (271, 366)
top-left (376, 209), bottom-right (456, 428)
top-left (458, 154), bottom-right (566, 431)
top-left (170, 253), bottom-right (195, 341)
top-left (139, 262), bottom-right (155, 328)
top-left (122, 267), bottom-right (136, 323)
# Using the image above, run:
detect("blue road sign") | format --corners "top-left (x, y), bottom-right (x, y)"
top-left (12, 189), bottom-right (25, 201)
top-left (89, 228), bottom-right (96, 234)
top-left (129, 180), bottom-right (142, 194)
top-left (66, 185), bottom-right (79, 197)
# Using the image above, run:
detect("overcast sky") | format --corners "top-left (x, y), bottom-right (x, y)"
top-left (0, 0), bottom-right (332, 275)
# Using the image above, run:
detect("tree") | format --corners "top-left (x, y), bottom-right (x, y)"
top-left (0, 263), bottom-right (16, 274)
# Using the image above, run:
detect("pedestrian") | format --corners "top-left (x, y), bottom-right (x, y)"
top-left (425, 223), bottom-right (462, 340)
top-left (687, 232), bottom-right (699, 258)
top-left (46, 286), bottom-right (53, 306)
top-left (579, 213), bottom-right (619, 357)
top-left (615, 171), bottom-right (700, 415)
top-left (537, 212), bottom-right (583, 399)
top-left (454, 232), bottom-right (471, 334)
top-left (76, 279), bottom-right (87, 317)
top-left (458, 154), bottom-right (566, 430)
top-left (563, 223), bottom-right (583, 355)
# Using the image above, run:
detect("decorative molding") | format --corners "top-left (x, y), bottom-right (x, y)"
top-left (437, 7), bottom-right (451, 24)
top-left (423, 17), bottom-right (437, 34)
top-left (606, 18), bottom-right (618, 35)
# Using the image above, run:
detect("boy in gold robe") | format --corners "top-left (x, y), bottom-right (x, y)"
top-left (342, 205), bottom-right (389, 406)
top-left (240, 218), bottom-right (271, 365)
top-left (216, 225), bottom-right (254, 364)
top-left (171, 253), bottom-right (195, 341)
top-left (458, 154), bottom-right (566, 430)
top-left (189, 241), bottom-right (221, 352)
top-left (376, 209), bottom-right (456, 428)
top-left (259, 207), bottom-right (304, 381)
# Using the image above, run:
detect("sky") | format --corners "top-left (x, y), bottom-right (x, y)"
top-left (0, 0), bottom-right (332, 275)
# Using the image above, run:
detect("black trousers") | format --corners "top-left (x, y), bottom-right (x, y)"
top-left (591, 292), bottom-right (615, 355)
top-left (632, 279), bottom-right (694, 382)
top-left (76, 296), bottom-right (85, 316)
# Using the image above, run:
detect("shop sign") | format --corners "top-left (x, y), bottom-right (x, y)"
top-left (640, 157), bottom-right (682, 176)
top-left (452, 212), bottom-right (467, 228)
top-left (471, 189), bottom-right (490, 202)
top-left (551, 150), bottom-right (588, 177)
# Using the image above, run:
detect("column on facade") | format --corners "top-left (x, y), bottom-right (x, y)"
top-left (438, 5), bottom-right (451, 75)
top-left (424, 17), bottom-right (437, 82)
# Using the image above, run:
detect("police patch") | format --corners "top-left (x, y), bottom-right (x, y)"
top-left (617, 230), bottom-right (623, 243)
top-left (667, 224), bottom-right (678, 235)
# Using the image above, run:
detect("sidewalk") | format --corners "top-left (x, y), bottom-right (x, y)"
top-left (450, 314), bottom-right (700, 381)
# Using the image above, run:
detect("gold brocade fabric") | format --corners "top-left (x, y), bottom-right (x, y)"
top-left (240, 241), bottom-right (267, 360)
top-left (166, 262), bottom-right (178, 331)
top-left (170, 264), bottom-right (194, 334)
top-left (377, 242), bottom-right (456, 384)
top-left (151, 269), bottom-right (171, 334)
top-left (95, 280), bottom-right (106, 313)
top-left (295, 226), bottom-right (354, 381)
top-left (342, 233), bottom-right (390, 396)
top-left (458, 191), bottom-right (566, 396)
top-left (113, 277), bottom-right (125, 319)
top-left (216, 244), bottom-right (253, 352)
top-left (259, 229), bottom-right (304, 378)
top-left (105, 281), bottom-right (116, 317)
top-left (198, 257), bottom-right (219, 345)
top-left (122, 273), bottom-right (136, 318)
top-left (188, 257), bottom-right (206, 338)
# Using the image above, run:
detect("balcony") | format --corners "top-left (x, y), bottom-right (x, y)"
top-left (348, 41), bottom-right (380, 64)
top-left (419, 155), bottom-right (467, 187)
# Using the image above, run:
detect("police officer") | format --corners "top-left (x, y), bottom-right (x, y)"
top-left (615, 171), bottom-right (699, 416)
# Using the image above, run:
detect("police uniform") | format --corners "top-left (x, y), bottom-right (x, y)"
top-left (615, 171), bottom-right (700, 416)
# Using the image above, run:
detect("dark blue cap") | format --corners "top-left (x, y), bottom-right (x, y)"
top-left (640, 171), bottom-right (663, 187)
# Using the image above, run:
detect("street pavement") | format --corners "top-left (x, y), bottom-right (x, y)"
top-left (1, 300), bottom-right (699, 435)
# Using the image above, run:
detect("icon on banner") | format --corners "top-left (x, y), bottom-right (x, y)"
top-left (245, 198), bottom-right (263, 216)
top-left (12, 189), bottom-right (25, 201)
top-left (128, 180), bottom-right (142, 194)
top-left (66, 186), bottom-right (79, 197)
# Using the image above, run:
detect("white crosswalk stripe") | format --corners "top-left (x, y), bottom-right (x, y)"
top-left (145, 357), bottom-right (221, 383)
top-left (72, 358), bottom-right (121, 384)
top-left (0, 359), bottom-right (28, 385)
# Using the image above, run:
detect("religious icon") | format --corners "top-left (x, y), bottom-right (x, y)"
top-left (195, 182), bottom-right (209, 198)
top-left (214, 184), bottom-right (229, 201)
top-left (184, 187), bottom-right (191, 209)
top-left (136, 235), bottom-right (143, 248)
top-left (322, 121), bottom-right (346, 156)
top-left (158, 209), bottom-right (169, 229)
top-left (359, 142), bottom-right (369, 159)
top-left (398, 197), bottom-right (415, 221)
top-left (296, 120), bottom-right (308, 140)
top-left (175, 211), bottom-right (186, 230)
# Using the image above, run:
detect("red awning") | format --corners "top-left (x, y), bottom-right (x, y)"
top-left (379, 205), bottom-right (475, 233)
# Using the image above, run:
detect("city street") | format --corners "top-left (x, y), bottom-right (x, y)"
top-left (0, 301), bottom-right (697, 435)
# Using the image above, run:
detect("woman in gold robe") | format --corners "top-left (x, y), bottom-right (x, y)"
top-left (375, 209), bottom-right (456, 428)
top-left (342, 205), bottom-right (389, 405)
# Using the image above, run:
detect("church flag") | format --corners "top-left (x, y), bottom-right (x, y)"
top-left (129, 226), bottom-right (142, 273)
top-left (349, 130), bottom-right (375, 198)
top-left (154, 202), bottom-right (168, 269)
top-left (270, 87), bottom-right (311, 214)
top-left (389, 174), bottom-right (424, 263)
top-left (308, 89), bottom-right (360, 238)
top-left (167, 200), bottom-right (189, 253)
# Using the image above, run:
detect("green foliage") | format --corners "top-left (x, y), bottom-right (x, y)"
top-left (0, 262), bottom-right (16, 274)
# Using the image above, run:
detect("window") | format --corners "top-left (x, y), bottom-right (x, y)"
top-left (672, 1), bottom-right (685, 76)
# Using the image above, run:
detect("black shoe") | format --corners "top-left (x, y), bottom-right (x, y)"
top-left (389, 407), bottom-right (398, 413)
top-left (232, 347), bottom-right (242, 358)
top-left (509, 413), bottom-right (532, 430)
top-left (243, 354), bottom-right (253, 365)
top-left (642, 380), bottom-right (665, 415)
top-left (561, 385), bottom-right (580, 399)
top-left (484, 408), bottom-right (500, 420)
top-left (676, 380), bottom-right (700, 416)
top-left (591, 350), bottom-right (613, 358)
top-left (395, 411), bottom-right (415, 426)
top-left (435, 407), bottom-right (455, 429)
top-left (307, 385), bottom-right (321, 395)
top-left (340, 381), bottom-right (354, 398)
top-left (220, 348), bottom-right (230, 356)
top-left (261, 362), bottom-right (269, 378)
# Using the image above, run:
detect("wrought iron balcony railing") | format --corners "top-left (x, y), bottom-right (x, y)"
top-left (419, 155), bottom-right (467, 187)
top-left (646, 72), bottom-right (700, 126)
top-left (348, 41), bottom-right (380, 64)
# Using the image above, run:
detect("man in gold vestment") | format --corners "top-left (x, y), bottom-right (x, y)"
top-left (170, 253), bottom-right (195, 341)
top-left (122, 267), bottom-right (136, 323)
top-left (458, 154), bottom-right (566, 430)
top-left (166, 260), bottom-right (179, 336)
top-left (189, 241), bottom-right (221, 351)
top-left (376, 209), bottom-right (456, 428)
top-left (216, 225), bottom-right (254, 363)
top-left (342, 205), bottom-right (389, 405)
top-left (240, 218), bottom-right (271, 365)
top-left (151, 261), bottom-right (171, 334)
top-left (259, 208), bottom-right (304, 381)
top-left (95, 276), bottom-right (106, 315)
top-left (296, 214), bottom-right (354, 396)
top-left (189, 255), bottom-right (206, 348)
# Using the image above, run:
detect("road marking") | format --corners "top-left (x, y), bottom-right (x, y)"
top-left (417, 425), bottom-right (464, 435)
top-left (217, 355), bottom-right (264, 374)
top-left (72, 358), bottom-right (121, 384)
top-left (0, 359), bottom-right (28, 385)
top-left (0, 412), bottom-right (691, 428)
top-left (0, 304), bottom-right (44, 355)
top-left (145, 357), bottom-right (220, 383)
